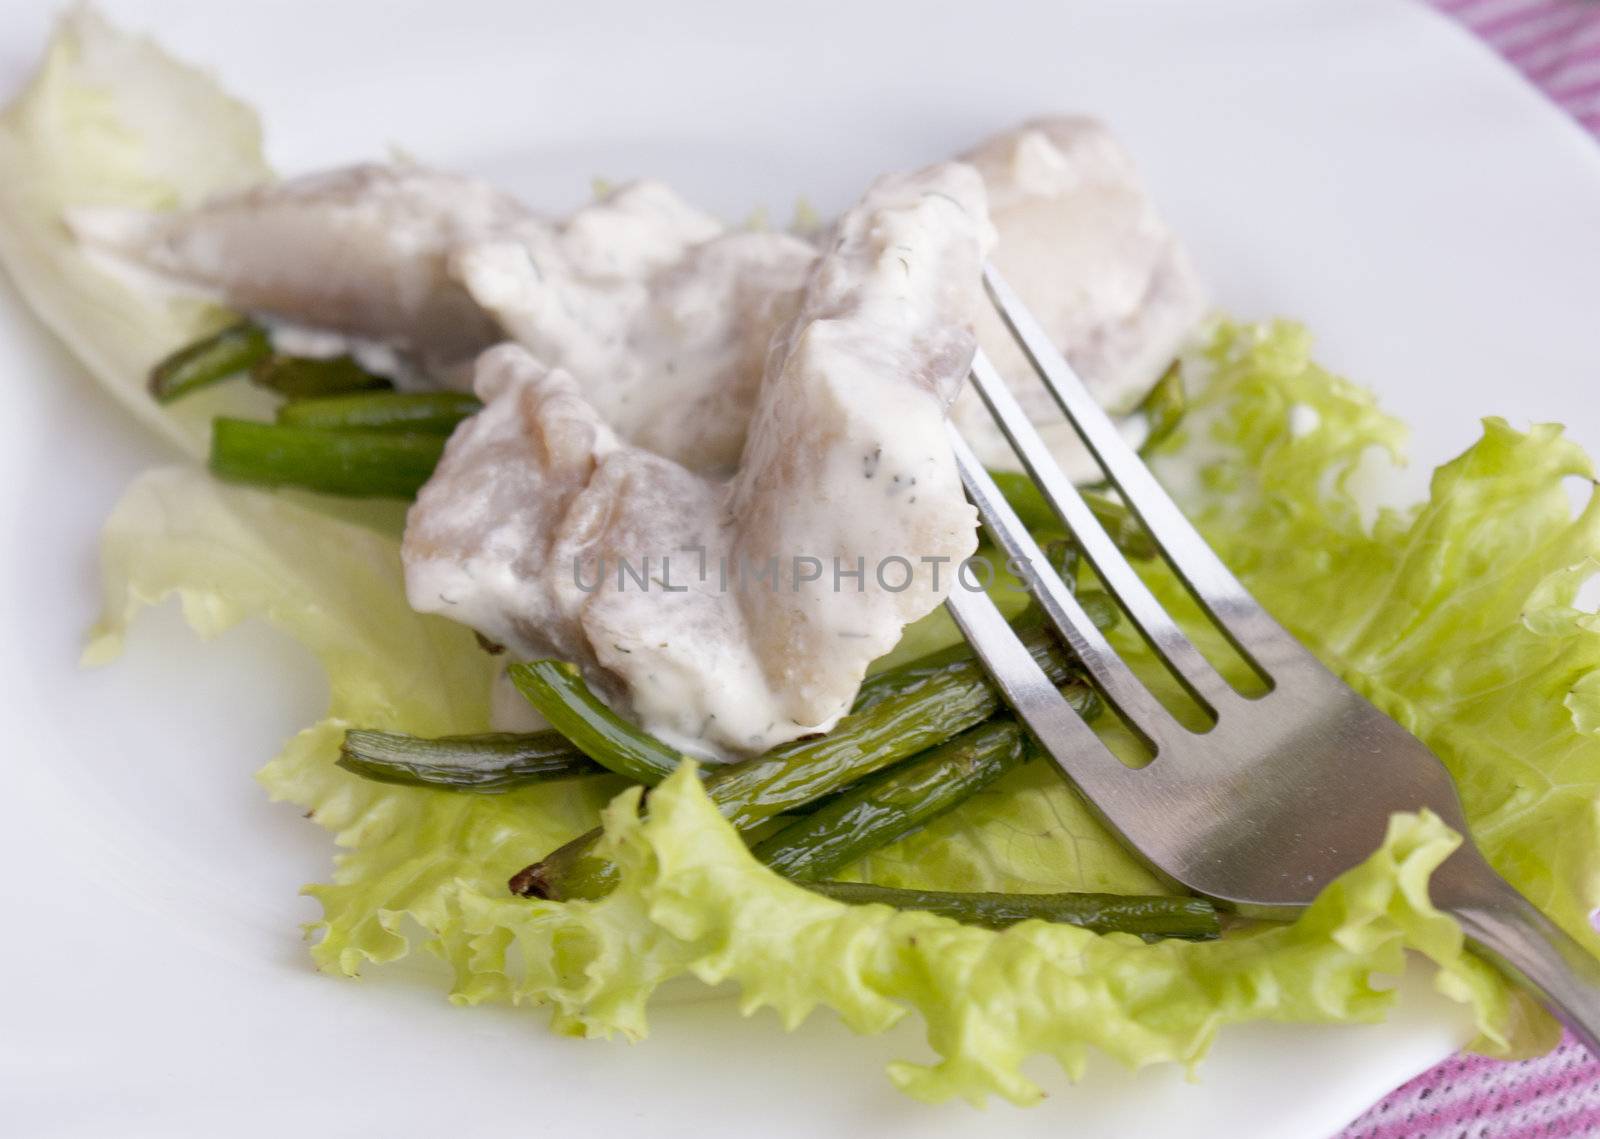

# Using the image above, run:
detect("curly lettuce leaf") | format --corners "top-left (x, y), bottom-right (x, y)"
top-left (1187, 324), bottom-right (1600, 985)
top-left (0, 7), bottom-right (277, 457)
top-left (471, 766), bottom-right (1501, 1106)
top-left (86, 321), bottom-right (1600, 1103)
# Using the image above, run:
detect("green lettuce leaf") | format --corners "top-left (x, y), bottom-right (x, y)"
top-left (0, 7), bottom-right (277, 457)
top-left (469, 766), bottom-right (1498, 1106)
top-left (87, 321), bottom-right (1600, 1104)
top-left (1184, 324), bottom-right (1600, 997)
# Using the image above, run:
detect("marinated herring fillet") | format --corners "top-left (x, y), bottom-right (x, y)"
top-left (77, 164), bottom-right (817, 471)
top-left (69, 163), bottom-right (526, 372)
top-left (403, 164), bottom-right (991, 757)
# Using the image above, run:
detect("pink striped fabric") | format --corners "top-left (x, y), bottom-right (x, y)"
top-left (1337, 3), bottom-right (1600, 1136)
top-left (1340, 1038), bottom-right (1600, 1137)
top-left (1434, 0), bottom-right (1600, 132)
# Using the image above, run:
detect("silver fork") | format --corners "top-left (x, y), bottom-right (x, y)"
top-left (947, 265), bottom-right (1600, 1053)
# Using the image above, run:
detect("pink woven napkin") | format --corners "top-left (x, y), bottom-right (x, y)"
top-left (1436, 0), bottom-right (1600, 134)
top-left (1338, 2), bottom-right (1600, 1136)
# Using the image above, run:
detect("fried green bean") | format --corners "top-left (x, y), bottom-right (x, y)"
top-left (698, 629), bottom-right (1094, 831)
top-left (987, 469), bottom-right (1157, 560)
top-left (751, 719), bottom-right (1027, 880)
top-left (277, 391), bottom-right (481, 434)
top-left (510, 625), bottom-right (1101, 901)
top-left (849, 639), bottom-right (977, 715)
top-left (507, 660), bottom-right (686, 785)
top-left (147, 320), bottom-right (272, 403)
top-left (337, 729), bottom-right (605, 791)
top-left (850, 593), bottom-right (1114, 715)
top-left (1081, 489), bottom-right (1159, 559)
top-left (209, 418), bottom-right (445, 498)
top-left (987, 468), bottom-right (1060, 535)
top-left (800, 881), bottom-right (1221, 940)
top-left (250, 353), bottom-right (393, 397)
top-left (1138, 361), bottom-right (1187, 455)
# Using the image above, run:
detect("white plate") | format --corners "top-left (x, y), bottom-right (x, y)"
top-left (2, 1), bottom-right (1598, 1136)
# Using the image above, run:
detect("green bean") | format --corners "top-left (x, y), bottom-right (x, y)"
top-left (510, 825), bottom-right (621, 899)
top-left (250, 353), bottom-right (393, 398)
top-left (752, 720), bottom-right (1027, 880)
top-left (800, 881), bottom-right (1221, 940)
top-left (1043, 537), bottom-right (1082, 583)
top-left (510, 625), bottom-right (1101, 901)
top-left (705, 629), bottom-right (1095, 831)
top-left (1138, 361), bottom-right (1187, 455)
top-left (209, 419), bottom-right (445, 498)
top-left (1081, 489), bottom-right (1159, 559)
top-left (1015, 538), bottom-right (1087, 628)
top-left (148, 320), bottom-right (272, 403)
top-left (988, 468), bottom-right (1062, 535)
top-left (337, 729), bottom-right (605, 791)
top-left (987, 469), bottom-right (1157, 560)
top-left (278, 391), bottom-right (481, 434)
top-left (507, 660), bottom-right (686, 785)
top-left (849, 639), bottom-right (978, 716)
top-left (851, 593), bottom-right (1113, 717)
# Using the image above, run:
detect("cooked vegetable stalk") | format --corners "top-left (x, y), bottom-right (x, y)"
top-left (250, 353), bottom-right (392, 397)
top-left (700, 627), bottom-right (1095, 831)
top-left (147, 320), bottom-right (272, 403)
top-left (1081, 489), bottom-right (1158, 558)
top-left (1014, 538), bottom-right (1085, 628)
top-left (278, 391), bottom-right (482, 434)
top-left (1044, 537), bottom-right (1082, 584)
top-left (510, 624), bottom-right (1103, 901)
top-left (338, 729), bottom-right (605, 791)
top-left (508, 660), bottom-right (686, 786)
top-left (209, 419), bottom-right (445, 498)
top-left (800, 881), bottom-right (1221, 940)
top-left (1138, 361), bottom-right (1187, 455)
top-left (988, 468), bottom-right (1063, 535)
top-left (849, 639), bottom-right (976, 715)
top-left (987, 469), bottom-right (1157, 560)
top-left (337, 602), bottom-right (1109, 802)
top-left (850, 591), bottom-right (1114, 715)
top-left (512, 825), bottom-right (622, 900)
top-left (752, 719), bottom-right (1027, 880)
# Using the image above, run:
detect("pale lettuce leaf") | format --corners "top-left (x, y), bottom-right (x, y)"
top-left (85, 467), bottom-right (620, 968)
top-left (0, 7), bottom-right (277, 457)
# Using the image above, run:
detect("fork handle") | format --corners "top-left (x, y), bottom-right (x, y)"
top-left (1433, 848), bottom-right (1600, 1055)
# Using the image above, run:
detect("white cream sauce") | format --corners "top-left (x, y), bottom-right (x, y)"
top-left (451, 181), bottom-right (817, 472)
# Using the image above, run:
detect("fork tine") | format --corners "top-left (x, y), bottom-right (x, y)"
top-left (968, 349), bottom-right (1236, 712)
top-left (982, 264), bottom-right (1304, 672)
top-left (948, 426), bottom-right (1184, 751)
top-left (943, 583), bottom-right (1137, 803)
